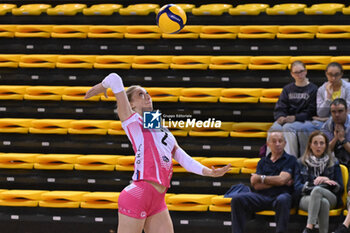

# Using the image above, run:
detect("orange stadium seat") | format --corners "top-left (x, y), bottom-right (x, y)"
top-left (12, 4), bottom-right (51, 15)
top-left (192, 4), bottom-right (232, 16)
top-left (266, 4), bottom-right (306, 15)
top-left (51, 25), bottom-right (89, 38)
top-left (209, 56), bottom-right (250, 70)
top-left (83, 4), bottom-right (122, 16)
top-left (88, 26), bottom-right (126, 39)
top-left (277, 26), bottom-right (317, 39)
top-left (249, 56), bottom-right (291, 70)
top-left (180, 88), bottom-right (223, 102)
top-left (200, 26), bottom-right (239, 39)
top-left (75, 155), bottom-right (119, 171)
top-left (220, 88), bottom-right (262, 103)
top-left (132, 56), bottom-right (172, 69)
top-left (171, 56), bottom-right (211, 70)
top-left (119, 4), bottom-right (159, 16)
top-left (47, 4), bottom-right (86, 16)
top-left (29, 119), bottom-right (72, 134)
top-left (289, 56), bottom-right (331, 70)
top-left (24, 86), bottom-right (64, 100)
top-left (125, 26), bottom-right (161, 39)
top-left (0, 25), bottom-right (16, 37)
top-left (19, 55), bottom-right (58, 68)
top-left (229, 4), bottom-right (269, 15)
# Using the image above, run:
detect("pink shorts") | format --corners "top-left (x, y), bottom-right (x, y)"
top-left (118, 181), bottom-right (167, 219)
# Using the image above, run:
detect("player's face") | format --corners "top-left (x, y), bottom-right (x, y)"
top-left (267, 132), bottom-right (286, 156)
top-left (310, 135), bottom-right (326, 157)
top-left (130, 87), bottom-right (153, 112)
top-left (326, 66), bottom-right (343, 84)
top-left (291, 64), bottom-right (307, 82)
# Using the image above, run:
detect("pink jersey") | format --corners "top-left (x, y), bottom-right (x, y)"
top-left (121, 113), bottom-right (176, 188)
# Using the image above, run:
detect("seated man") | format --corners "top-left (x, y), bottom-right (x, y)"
top-left (230, 131), bottom-right (297, 233)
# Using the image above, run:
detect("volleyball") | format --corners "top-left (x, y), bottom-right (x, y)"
top-left (156, 4), bottom-right (187, 34)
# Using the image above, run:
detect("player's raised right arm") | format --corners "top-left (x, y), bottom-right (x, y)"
top-left (84, 73), bottom-right (133, 122)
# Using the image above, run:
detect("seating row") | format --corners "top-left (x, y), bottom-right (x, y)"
top-left (1, 3), bottom-right (349, 16)
top-left (2, 25), bottom-right (350, 39)
top-left (1, 54), bottom-right (349, 70)
top-left (0, 152), bottom-right (259, 172)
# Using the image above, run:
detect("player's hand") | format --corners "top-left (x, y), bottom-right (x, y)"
top-left (204, 164), bottom-right (231, 177)
top-left (84, 83), bottom-right (108, 99)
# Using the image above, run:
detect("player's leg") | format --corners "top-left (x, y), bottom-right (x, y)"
top-left (117, 213), bottom-right (145, 233)
top-left (143, 209), bottom-right (174, 233)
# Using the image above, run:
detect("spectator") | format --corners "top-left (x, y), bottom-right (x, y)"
top-left (294, 131), bottom-right (343, 233)
top-left (230, 131), bottom-right (297, 233)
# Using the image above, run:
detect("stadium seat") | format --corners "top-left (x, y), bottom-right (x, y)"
top-left (192, 4), bottom-right (232, 16)
top-left (68, 120), bottom-right (112, 135)
top-left (29, 119), bottom-right (72, 134)
top-left (189, 122), bottom-right (233, 138)
top-left (100, 88), bottom-right (117, 102)
top-left (229, 4), bottom-right (269, 15)
top-left (83, 4), bottom-right (122, 16)
top-left (108, 121), bottom-right (125, 135)
top-left (0, 190), bottom-right (47, 207)
top-left (34, 154), bottom-right (80, 170)
top-left (115, 156), bottom-right (135, 171)
top-left (94, 55), bottom-right (133, 69)
top-left (200, 26), bottom-right (239, 39)
top-left (230, 122), bottom-right (273, 138)
top-left (0, 25), bottom-right (16, 37)
top-left (266, 4), bottom-right (306, 15)
top-left (0, 4), bottom-right (16, 15)
top-left (119, 4), bottom-right (159, 16)
top-left (15, 25), bottom-right (52, 38)
top-left (0, 118), bottom-right (32, 133)
top-left (209, 56), bottom-right (250, 70)
top-left (24, 86), bottom-right (64, 100)
top-left (0, 85), bottom-right (27, 99)
top-left (46, 4), bottom-right (86, 16)
top-left (331, 56), bottom-right (350, 70)
top-left (162, 121), bottom-right (190, 137)
top-left (317, 25), bottom-right (350, 39)
top-left (81, 192), bottom-right (120, 209)
top-left (260, 88), bottom-right (283, 103)
top-left (51, 25), bottom-right (89, 38)
top-left (304, 3), bottom-right (345, 15)
top-left (171, 56), bottom-right (211, 70)
top-left (200, 157), bottom-right (244, 174)
top-left (220, 88), bottom-right (262, 103)
top-left (124, 25), bottom-right (161, 39)
top-left (0, 54), bottom-right (21, 68)
top-left (0, 153), bottom-right (39, 169)
top-left (241, 158), bottom-right (260, 174)
top-left (238, 26), bottom-right (278, 39)
top-left (56, 55), bottom-right (96, 69)
top-left (39, 191), bottom-right (88, 208)
top-left (62, 86), bottom-right (100, 101)
top-left (88, 26), bottom-right (126, 39)
top-left (209, 195), bottom-right (231, 212)
top-left (249, 56), bottom-right (291, 70)
top-left (167, 194), bottom-right (217, 211)
top-left (162, 26), bottom-right (201, 39)
top-left (12, 4), bottom-right (51, 15)
top-left (75, 155), bottom-right (119, 171)
top-left (180, 88), bottom-right (222, 102)
top-left (277, 26), bottom-right (317, 39)
top-left (172, 157), bottom-right (204, 172)
top-left (145, 87), bottom-right (182, 102)
top-left (256, 208), bottom-right (296, 216)
top-left (175, 4), bottom-right (195, 12)
top-left (131, 56), bottom-right (172, 69)
top-left (19, 55), bottom-right (58, 68)
top-left (289, 56), bottom-right (331, 70)
top-left (343, 6), bottom-right (350, 15)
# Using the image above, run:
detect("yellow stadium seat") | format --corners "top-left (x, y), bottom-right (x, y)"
top-left (243, 158), bottom-right (260, 168)
top-left (34, 154), bottom-right (80, 170)
top-left (100, 89), bottom-right (118, 102)
top-left (12, 4), bottom-right (51, 15)
top-left (260, 88), bottom-right (283, 103)
top-left (47, 4), bottom-right (86, 16)
top-left (0, 4), bottom-right (16, 15)
top-left (0, 118), bottom-right (32, 133)
top-left (266, 4), bottom-right (306, 15)
top-left (200, 157), bottom-right (244, 174)
top-left (125, 25), bottom-right (161, 39)
top-left (24, 86), bottom-right (64, 100)
top-left (116, 156), bottom-right (135, 171)
top-left (119, 4), bottom-right (159, 16)
top-left (40, 191), bottom-right (88, 208)
top-left (257, 209), bottom-right (296, 216)
top-left (175, 4), bottom-right (195, 12)
top-left (238, 26), bottom-right (278, 39)
top-left (209, 195), bottom-right (231, 212)
top-left (167, 194), bottom-right (217, 211)
top-left (29, 119), bottom-right (72, 134)
top-left (0, 25), bottom-right (16, 37)
top-left (88, 26), bottom-right (126, 39)
top-left (317, 26), bottom-right (350, 39)
top-left (15, 25), bottom-right (52, 38)
top-left (0, 54), bottom-right (21, 68)
top-left (51, 25), bottom-right (89, 38)
top-left (162, 26), bottom-right (201, 39)
top-left (162, 121), bottom-right (190, 137)
top-left (289, 56), bottom-right (332, 70)
top-left (171, 56), bottom-right (211, 70)
top-left (75, 155), bottom-right (119, 171)
top-left (62, 86), bottom-right (100, 101)
top-left (220, 88), bottom-right (262, 103)
top-left (343, 6), bottom-right (350, 15)
top-left (107, 121), bottom-right (125, 135)
top-left (180, 88), bottom-right (222, 102)
top-left (210, 56), bottom-right (250, 70)
top-left (56, 55), bottom-right (95, 69)
top-left (0, 85), bottom-right (27, 100)
top-left (189, 122), bottom-right (232, 138)
top-left (172, 157), bottom-right (204, 172)
top-left (81, 192), bottom-right (120, 209)
top-left (0, 153), bottom-right (39, 169)
top-left (241, 167), bottom-right (257, 174)
top-left (192, 4), bottom-right (232, 16)
top-left (277, 26), bottom-right (317, 39)
top-left (0, 190), bottom-right (47, 207)
top-left (304, 3), bottom-right (344, 15)
top-left (229, 4), bottom-right (269, 15)
top-left (200, 26), bottom-right (239, 39)
top-left (83, 4), bottom-right (122, 16)
top-left (132, 56), bottom-right (172, 69)
top-left (331, 57), bottom-right (350, 70)
top-left (230, 122), bottom-right (273, 138)
top-left (19, 54), bottom-right (58, 68)
top-left (249, 56), bottom-right (291, 70)
top-left (68, 120), bottom-right (112, 135)
top-left (145, 87), bottom-right (182, 102)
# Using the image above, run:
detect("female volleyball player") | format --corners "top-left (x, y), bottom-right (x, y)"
top-left (84, 73), bottom-right (231, 233)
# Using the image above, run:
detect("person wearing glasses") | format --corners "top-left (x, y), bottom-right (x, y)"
top-left (268, 60), bottom-right (318, 157)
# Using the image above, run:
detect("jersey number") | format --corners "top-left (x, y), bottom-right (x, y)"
top-left (161, 131), bottom-right (168, 146)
